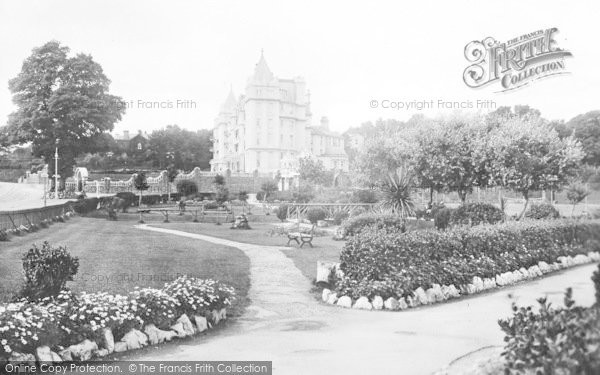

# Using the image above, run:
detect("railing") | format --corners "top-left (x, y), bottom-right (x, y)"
top-left (0, 203), bottom-right (73, 231)
top-left (286, 203), bottom-right (377, 219)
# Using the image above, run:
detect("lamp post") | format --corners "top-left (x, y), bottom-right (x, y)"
top-left (53, 141), bottom-right (60, 201)
top-left (41, 172), bottom-right (48, 207)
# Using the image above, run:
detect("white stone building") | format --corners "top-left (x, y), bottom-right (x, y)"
top-left (210, 52), bottom-right (348, 186)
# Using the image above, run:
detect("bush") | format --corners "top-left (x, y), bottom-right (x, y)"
top-left (449, 202), bottom-right (504, 226)
top-left (176, 180), bottom-right (198, 196)
top-left (276, 204), bottom-right (288, 222)
top-left (0, 229), bottom-right (8, 241)
top-left (337, 220), bottom-right (600, 300)
top-left (352, 189), bottom-right (379, 204)
top-left (306, 208), bottom-right (327, 224)
top-left (332, 210), bottom-right (349, 225)
top-left (525, 202), bottom-right (561, 220)
top-left (434, 207), bottom-right (453, 230)
top-left (72, 197), bottom-right (100, 214)
top-left (19, 242), bottom-right (80, 301)
top-left (343, 213), bottom-right (406, 236)
top-left (499, 288), bottom-right (600, 374)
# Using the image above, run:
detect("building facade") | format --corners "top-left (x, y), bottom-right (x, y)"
top-left (210, 52), bottom-right (348, 181)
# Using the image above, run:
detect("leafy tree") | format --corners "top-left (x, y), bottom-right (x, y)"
top-left (147, 125), bottom-right (212, 170)
top-left (566, 183), bottom-right (589, 217)
top-left (215, 186), bottom-right (229, 205)
top-left (413, 114), bottom-right (490, 203)
top-left (488, 117), bottom-right (583, 219)
top-left (260, 180), bottom-right (278, 202)
top-left (298, 157), bottom-right (330, 186)
top-left (565, 111), bottom-right (600, 166)
top-left (214, 174), bottom-right (225, 186)
top-left (0, 41), bottom-right (125, 188)
top-left (134, 171), bottom-right (150, 207)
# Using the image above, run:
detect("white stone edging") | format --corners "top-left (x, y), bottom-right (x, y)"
top-left (6, 308), bottom-right (227, 363)
top-left (322, 252), bottom-right (600, 311)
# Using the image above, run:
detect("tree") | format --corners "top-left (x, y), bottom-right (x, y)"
top-left (147, 125), bottom-right (212, 170)
top-left (566, 183), bottom-right (589, 217)
top-left (488, 117), bottom-right (583, 219)
top-left (298, 157), bottom-right (330, 186)
top-left (238, 191), bottom-right (249, 213)
top-left (413, 114), bottom-right (490, 203)
top-left (0, 41), bottom-right (125, 188)
top-left (565, 111), bottom-right (600, 166)
top-left (260, 180), bottom-right (278, 202)
top-left (134, 171), bottom-right (150, 207)
top-left (214, 174), bottom-right (225, 186)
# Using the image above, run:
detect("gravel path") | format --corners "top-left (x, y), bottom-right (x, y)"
top-left (135, 224), bottom-right (599, 375)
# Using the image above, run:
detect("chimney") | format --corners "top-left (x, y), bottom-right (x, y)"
top-left (320, 116), bottom-right (329, 129)
top-left (123, 130), bottom-right (130, 140)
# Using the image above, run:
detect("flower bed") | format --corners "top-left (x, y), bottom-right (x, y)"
top-left (322, 220), bottom-right (600, 310)
top-left (0, 277), bottom-right (235, 363)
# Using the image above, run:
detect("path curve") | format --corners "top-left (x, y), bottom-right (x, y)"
top-left (135, 224), bottom-right (599, 375)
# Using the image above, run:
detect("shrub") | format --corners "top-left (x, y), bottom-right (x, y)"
top-left (499, 288), bottom-right (600, 374)
top-left (115, 192), bottom-right (137, 210)
top-left (0, 229), bottom-right (8, 241)
top-left (215, 186), bottom-right (229, 204)
top-left (20, 242), bottom-right (80, 301)
top-left (449, 202), bottom-right (504, 226)
top-left (306, 208), bottom-right (327, 224)
top-left (72, 197), bottom-right (100, 214)
top-left (176, 180), bottom-right (198, 196)
top-left (343, 213), bottom-right (406, 236)
top-left (332, 210), bottom-right (349, 225)
top-left (525, 202), bottom-right (560, 220)
top-left (434, 207), bottom-right (453, 230)
top-left (352, 189), bottom-right (379, 204)
top-left (276, 204), bottom-right (289, 222)
top-left (338, 220), bottom-right (600, 300)
top-left (255, 191), bottom-right (265, 201)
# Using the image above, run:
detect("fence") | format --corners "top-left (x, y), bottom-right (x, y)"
top-left (0, 203), bottom-right (73, 231)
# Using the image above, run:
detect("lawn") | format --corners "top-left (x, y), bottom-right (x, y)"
top-left (0, 216), bottom-right (251, 316)
top-left (150, 221), bottom-right (345, 282)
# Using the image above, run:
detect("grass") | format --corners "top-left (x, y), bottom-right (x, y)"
top-left (0, 216), bottom-right (251, 316)
top-left (150, 221), bottom-right (345, 282)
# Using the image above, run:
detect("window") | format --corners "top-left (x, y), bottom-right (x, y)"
top-left (137, 143), bottom-right (142, 150)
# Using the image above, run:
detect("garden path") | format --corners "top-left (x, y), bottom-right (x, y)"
top-left (135, 224), bottom-right (599, 375)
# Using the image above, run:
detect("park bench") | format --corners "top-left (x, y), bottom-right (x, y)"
top-left (287, 223), bottom-right (315, 248)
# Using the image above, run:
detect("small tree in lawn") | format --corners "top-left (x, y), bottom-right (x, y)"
top-left (134, 171), bottom-right (150, 208)
top-left (260, 180), bottom-right (278, 202)
top-left (488, 118), bottom-right (583, 220)
top-left (238, 190), bottom-right (249, 213)
top-left (379, 168), bottom-right (415, 218)
top-left (166, 164), bottom-right (178, 202)
top-left (566, 182), bottom-right (589, 217)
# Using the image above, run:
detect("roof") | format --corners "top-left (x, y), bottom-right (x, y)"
top-left (220, 86), bottom-right (238, 113)
top-left (251, 50), bottom-right (275, 83)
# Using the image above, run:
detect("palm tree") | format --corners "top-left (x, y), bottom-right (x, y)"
top-left (380, 168), bottom-right (415, 218)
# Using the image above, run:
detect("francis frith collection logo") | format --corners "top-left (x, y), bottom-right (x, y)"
top-left (463, 28), bottom-right (572, 92)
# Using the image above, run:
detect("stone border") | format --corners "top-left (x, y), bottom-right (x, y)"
top-left (320, 252), bottom-right (600, 311)
top-left (6, 309), bottom-right (227, 364)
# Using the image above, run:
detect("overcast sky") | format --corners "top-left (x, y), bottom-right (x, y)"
top-left (0, 0), bottom-right (599, 135)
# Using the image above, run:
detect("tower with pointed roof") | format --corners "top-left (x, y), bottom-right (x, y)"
top-left (210, 52), bottom-right (348, 180)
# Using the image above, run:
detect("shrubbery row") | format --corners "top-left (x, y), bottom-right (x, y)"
top-left (499, 267), bottom-right (600, 374)
top-left (337, 220), bottom-right (600, 299)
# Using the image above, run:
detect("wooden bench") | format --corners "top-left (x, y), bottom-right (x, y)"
top-left (287, 224), bottom-right (315, 248)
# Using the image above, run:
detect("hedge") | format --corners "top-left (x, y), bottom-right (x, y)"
top-left (342, 213), bottom-right (433, 236)
top-left (337, 220), bottom-right (600, 300)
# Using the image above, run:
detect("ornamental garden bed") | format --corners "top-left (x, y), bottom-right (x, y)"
top-left (0, 276), bottom-right (235, 364)
top-left (320, 219), bottom-right (600, 310)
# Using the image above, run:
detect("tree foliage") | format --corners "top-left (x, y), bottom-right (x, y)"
top-left (0, 41), bottom-right (125, 185)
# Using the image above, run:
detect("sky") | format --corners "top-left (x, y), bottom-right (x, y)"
top-left (0, 0), bottom-right (599, 135)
